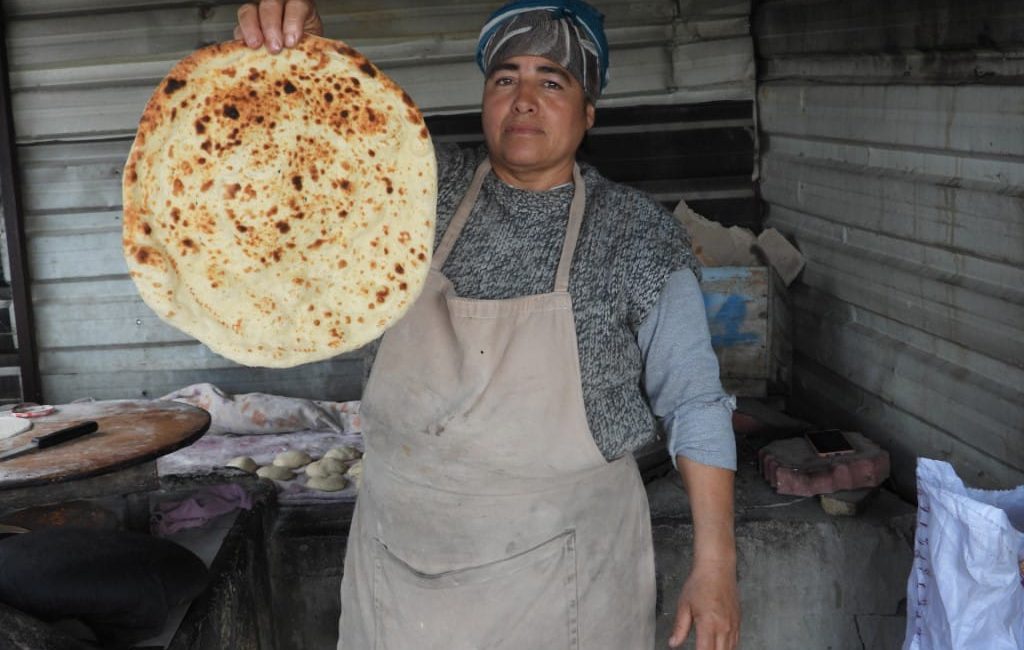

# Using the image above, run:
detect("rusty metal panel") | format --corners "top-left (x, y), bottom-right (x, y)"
top-left (755, 0), bottom-right (1024, 491)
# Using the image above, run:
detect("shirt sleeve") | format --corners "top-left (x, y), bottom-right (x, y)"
top-left (638, 268), bottom-right (737, 470)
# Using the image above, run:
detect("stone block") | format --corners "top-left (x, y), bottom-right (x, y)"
top-left (758, 432), bottom-right (890, 496)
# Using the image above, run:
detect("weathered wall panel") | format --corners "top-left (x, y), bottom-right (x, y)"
top-left (3, 0), bottom-right (755, 403)
top-left (7, 0), bottom-right (754, 141)
top-left (755, 0), bottom-right (1024, 492)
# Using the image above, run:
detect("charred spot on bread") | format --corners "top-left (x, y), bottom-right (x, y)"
top-left (164, 78), bottom-right (186, 95)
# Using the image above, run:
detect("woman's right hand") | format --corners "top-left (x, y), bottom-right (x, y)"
top-left (234, 0), bottom-right (324, 53)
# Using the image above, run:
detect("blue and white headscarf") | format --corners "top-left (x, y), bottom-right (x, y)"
top-left (476, 0), bottom-right (610, 102)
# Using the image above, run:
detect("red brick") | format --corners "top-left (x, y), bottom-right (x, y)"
top-left (758, 432), bottom-right (890, 497)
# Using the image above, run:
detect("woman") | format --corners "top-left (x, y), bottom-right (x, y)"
top-left (236, 1), bottom-right (741, 648)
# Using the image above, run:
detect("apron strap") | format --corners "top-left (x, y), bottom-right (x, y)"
top-left (432, 158), bottom-right (588, 295)
top-left (431, 159), bottom-right (492, 270)
top-left (554, 164), bottom-right (586, 293)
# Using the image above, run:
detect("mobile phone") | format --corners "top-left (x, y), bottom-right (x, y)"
top-left (805, 429), bottom-right (855, 457)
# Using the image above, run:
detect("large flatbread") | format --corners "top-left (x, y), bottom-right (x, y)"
top-left (123, 36), bottom-right (436, 367)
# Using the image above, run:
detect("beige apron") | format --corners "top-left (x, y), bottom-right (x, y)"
top-left (339, 160), bottom-right (656, 650)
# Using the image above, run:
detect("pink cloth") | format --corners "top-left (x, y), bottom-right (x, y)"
top-left (160, 383), bottom-right (361, 435)
top-left (152, 483), bottom-right (253, 536)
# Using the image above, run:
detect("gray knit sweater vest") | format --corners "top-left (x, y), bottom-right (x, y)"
top-left (431, 144), bottom-right (698, 460)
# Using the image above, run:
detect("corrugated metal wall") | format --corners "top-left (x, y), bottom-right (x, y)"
top-left (754, 0), bottom-right (1024, 491)
top-left (2, 0), bottom-right (755, 403)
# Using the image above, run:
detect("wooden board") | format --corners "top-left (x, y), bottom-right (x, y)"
top-left (701, 266), bottom-right (792, 397)
top-left (0, 400), bottom-right (210, 490)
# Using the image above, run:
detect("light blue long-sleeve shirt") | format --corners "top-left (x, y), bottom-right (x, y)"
top-left (638, 268), bottom-right (737, 471)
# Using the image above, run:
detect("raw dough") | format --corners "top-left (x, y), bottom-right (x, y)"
top-left (256, 465), bottom-right (294, 481)
top-left (0, 417), bottom-right (32, 440)
top-left (225, 455), bottom-right (258, 472)
top-left (347, 459), bottom-right (363, 489)
top-left (273, 450), bottom-right (311, 469)
top-left (307, 475), bottom-right (347, 492)
top-left (325, 446), bottom-right (361, 462)
top-left (306, 457), bottom-right (347, 478)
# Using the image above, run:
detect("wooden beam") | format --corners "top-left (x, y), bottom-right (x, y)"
top-left (0, 12), bottom-right (40, 403)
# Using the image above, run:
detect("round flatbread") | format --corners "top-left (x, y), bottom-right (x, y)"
top-left (123, 36), bottom-right (436, 367)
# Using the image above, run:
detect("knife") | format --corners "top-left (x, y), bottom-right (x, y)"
top-left (0, 420), bottom-right (99, 461)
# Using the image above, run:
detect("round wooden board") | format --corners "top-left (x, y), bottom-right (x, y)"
top-left (0, 400), bottom-right (210, 490)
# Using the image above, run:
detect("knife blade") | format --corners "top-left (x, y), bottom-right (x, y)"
top-left (0, 420), bottom-right (100, 461)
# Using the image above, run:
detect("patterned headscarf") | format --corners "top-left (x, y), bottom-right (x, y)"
top-left (476, 0), bottom-right (609, 102)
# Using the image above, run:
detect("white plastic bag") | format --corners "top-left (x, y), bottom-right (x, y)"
top-left (903, 458), bottom-right (1024, 650)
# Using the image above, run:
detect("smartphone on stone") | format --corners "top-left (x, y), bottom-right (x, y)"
top-left (805, 429), bottom-right (856, 457)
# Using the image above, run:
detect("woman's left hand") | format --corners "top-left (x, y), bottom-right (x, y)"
top-left (668, 559), bottom-right (740, 649)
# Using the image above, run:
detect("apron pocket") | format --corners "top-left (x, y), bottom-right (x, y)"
top-left (372, 530), bottom-right (579, 650)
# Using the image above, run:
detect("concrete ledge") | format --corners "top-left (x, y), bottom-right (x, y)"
top-left (649, 460), bottom-right (915, 649)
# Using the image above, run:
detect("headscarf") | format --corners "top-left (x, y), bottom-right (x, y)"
top-left (476, 0), bottom-right (609, 102)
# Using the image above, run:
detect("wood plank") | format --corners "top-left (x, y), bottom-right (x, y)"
top-left (764, 132), bottom-right (1024, 196)
top-left (7, 0), bottom-right (755, 141)
top-left (673, 36), bottom-right (754, 90)
top-left (582, 127), bottom-right (755, 182)
top-left (760, 51), bottom-right (1024, 85)
top-left (767, 204), bottom-right (1024, 313)
top-left (789, 290), bottom-right (1024, 468)
top-left (760, 153), bottom-right (1024, 266)
top-left (40, 360), bottom-right (364, 404)
top-left (759, 84), bottom-right (1024, 158)
top-left (29, 230), bottom-right (127, 281)
top-left (34, 296), bottom-right (191, 347)
top-left (776, 234), bottom-right (1024, 366)
top-left (755, 0), bottom-right (1024, 57)
top-left (0, 460), bottom-right (157, 512)
top-left (701, 267), bottom-right (773, 396)
top-left (820, 289), bottom-right (1024, 391)
top-left (38, 340), bottom-right (365, 373)
top-left (19, 139), bottom-right (129, 213)
top-left (9, 56), bottom-right (750, 141)
top-left (790, 354), bottom-right (1024, 494)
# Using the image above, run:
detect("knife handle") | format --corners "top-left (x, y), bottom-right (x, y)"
top-left (33, 421), bottom-right (99, 447)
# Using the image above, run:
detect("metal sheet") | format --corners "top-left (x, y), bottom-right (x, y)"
top-left (759, 84), bottom-right (1024, 158)
top-left (757, 0), bottom-right (1024, 489)
top-left (760, 155), bottom-right (1024, 266)
top-left (765, 202), bottom-right (1024, 308)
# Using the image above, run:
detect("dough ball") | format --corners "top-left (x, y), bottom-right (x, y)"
top-left (347, 459), bottom-right (363, 489)
top-left (256, 465), bottom-right (294, 481)
top-left (225, 456), bottom-right (258, 473)
top-left (306, 457), bottom-right (347, 478)
top-left (307, 475), bottom-right (348, 492)
top-left (273, 449), bottom-right (312, 469)
top-left (325, 446), bottom-right (361, 462)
